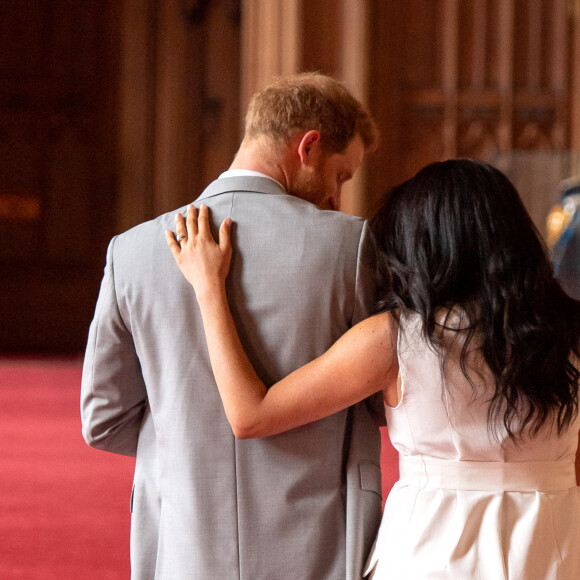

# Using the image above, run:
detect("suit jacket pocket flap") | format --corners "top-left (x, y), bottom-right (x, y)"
top-left (359, 461), bottom-right (382, 497)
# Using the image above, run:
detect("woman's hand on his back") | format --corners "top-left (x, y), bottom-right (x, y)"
top-left (166, 204), bottom-right (233, 302)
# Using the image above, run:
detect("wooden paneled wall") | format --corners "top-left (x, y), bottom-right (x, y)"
top-left (1, 0), bottom-right (579, 352)
top-left (0, 1), bottom-right (120, 352)
top-left (240, 0), bottom-right (580, 223)
top-left (115, 0), bottom-right (580, 227)
top-left (240, 0), bottom-right (373, 215)
top-left (390, 0), bottom-right (572, 164)
top-left (367, 0), bottom-right (580, 232)
top-left (117, 0), bottom-right (241, 233)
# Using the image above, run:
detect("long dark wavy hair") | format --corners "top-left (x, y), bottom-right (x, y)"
top-left (372, 159), bottom-right (580, 439)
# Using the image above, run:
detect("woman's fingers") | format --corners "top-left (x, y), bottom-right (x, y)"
top-left (186, 204), bottom-right (198, 237)
top-left (165, 204), bottom-right (234, 294)
top-left (166, 204), bottom-right (232, 257)
top-left (166, 205), bottom-right (198, 254)
top-left (165, 208), bottom-right (192, 259)
top-left (219, 217), bottom-right (233, 255)
top-left (165, 229), bottom-right (181, 258)
top-left (197, 204), bottom-right (212, 239)
top-left (172, 211), bottom-right (187, 244)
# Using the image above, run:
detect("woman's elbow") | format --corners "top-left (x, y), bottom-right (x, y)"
top-left (228, 415), bottom-right (268, 439)
top-left (232, 426), bottom-right (254, 439)
top-left (230, 422), bottom-right (260, 439)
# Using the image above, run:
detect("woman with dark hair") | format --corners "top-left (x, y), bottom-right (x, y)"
top-left (167, 159), bottom-right (580, 579)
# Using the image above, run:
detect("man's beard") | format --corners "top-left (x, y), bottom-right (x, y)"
top-left (288, 170), bottom-right (331, 209)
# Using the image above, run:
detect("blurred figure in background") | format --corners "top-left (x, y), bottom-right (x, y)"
top-left (547, 177), bottom-right (580, 300)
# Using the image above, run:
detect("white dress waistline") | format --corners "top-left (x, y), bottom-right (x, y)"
top-left (399, 455), bottom-right (577, 492)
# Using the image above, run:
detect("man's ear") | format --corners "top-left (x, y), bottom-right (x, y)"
top-left (297, 130), bottom-right (322, 165)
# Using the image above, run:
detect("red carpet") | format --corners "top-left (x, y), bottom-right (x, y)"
top-left (380, 426), bottom-right (399, 504)
top-left (0, 358), bottom-right (135, 579)
top-left (0, 358), bottom-right (398, 579)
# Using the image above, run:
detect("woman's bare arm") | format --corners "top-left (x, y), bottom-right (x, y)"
top-left (166, 205), bottom-right (397, 438)
top-left (575, 431), bottom-right (580, 486)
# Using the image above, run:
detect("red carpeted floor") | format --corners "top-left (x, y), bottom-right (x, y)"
top-left (0, 358), bottom-right (135, 579)
top-left (380, 426), bottom-right (399, 504)
top-left (0, 358), bottom-right (398, 579)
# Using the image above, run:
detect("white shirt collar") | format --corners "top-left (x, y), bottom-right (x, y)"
top-left (219, 169), bottom-right (285, 192)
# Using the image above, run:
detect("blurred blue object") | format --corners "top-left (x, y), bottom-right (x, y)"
top-left (552, 179), bottom-right (580, 300)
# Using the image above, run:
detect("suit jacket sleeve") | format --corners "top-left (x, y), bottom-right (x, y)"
top-left (352, 219), bottom-right (378, 326)
top-left (353, 220), bottom-right (387, 427)
top-left (343, 221), bottom-right (384, 579)
top-left (80, 236), bottom-right (147, 457)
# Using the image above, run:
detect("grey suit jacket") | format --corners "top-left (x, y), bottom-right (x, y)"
top-left (81, 176), bottom-right (384, 579)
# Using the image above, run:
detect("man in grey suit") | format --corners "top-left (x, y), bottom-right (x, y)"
top-left (81, 72), bottom-right (384, 579)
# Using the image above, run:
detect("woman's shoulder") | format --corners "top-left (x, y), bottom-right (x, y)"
top-left (334, 313), bottom-right (395, 349)
top-left (342, 312), bottom-right (398, 358)
top-left (355, 311), bottom-right (396, 334)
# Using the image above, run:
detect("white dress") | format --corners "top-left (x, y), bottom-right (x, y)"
top-left (364, 314), bottom-right (580, 579)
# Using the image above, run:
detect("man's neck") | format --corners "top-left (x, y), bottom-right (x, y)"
top-left (229, 139), bottom-right (294, 192)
